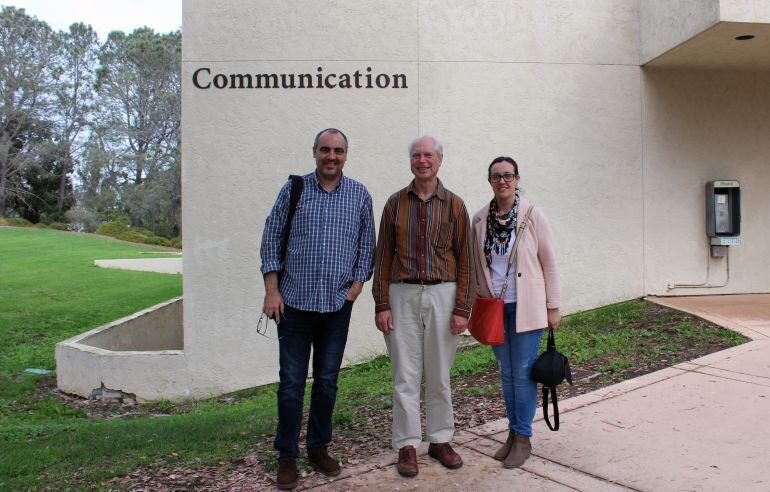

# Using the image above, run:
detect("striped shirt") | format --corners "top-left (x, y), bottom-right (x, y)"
top-left (372, 179), bottom-right (475, 318)
top-left (260, 172), bottom-right (376, 313)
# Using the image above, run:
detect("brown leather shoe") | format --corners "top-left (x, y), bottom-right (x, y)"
top-left (494, 430), bottom-right (516, 461)
top-left (276, 458), bottom-right (299, 490)
top-left (503, 434), bottom-right (531, 469)
top-left (307, 448), bottom-right (341, 476)
top-left (428, 442), bottom-right (463, 469)
top-left (397, 445), bottom-right (418, 477)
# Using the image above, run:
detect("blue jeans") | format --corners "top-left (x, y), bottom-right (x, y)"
top-left (274, 301), bottom-right (353, 460)
top-left (491, 302), bottom-right (543, 437)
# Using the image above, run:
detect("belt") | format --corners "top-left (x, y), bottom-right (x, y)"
top-left (401, 279), bottom-right (444, 286)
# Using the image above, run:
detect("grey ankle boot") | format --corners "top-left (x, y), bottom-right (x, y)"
top-left (503, 434), bottom-right (531, 468)
top-left (493, 430), bottom-right (516, 461)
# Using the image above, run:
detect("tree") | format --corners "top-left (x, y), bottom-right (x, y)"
top-left (51, 22), bottom-right (98, 212)
top-left (95, 28), bottom-right (181, 229)
top-left (0, 6), bottom-right (58, 216)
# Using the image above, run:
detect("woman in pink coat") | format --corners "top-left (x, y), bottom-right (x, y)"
top-left (470, 156), bottom-right (561, 468)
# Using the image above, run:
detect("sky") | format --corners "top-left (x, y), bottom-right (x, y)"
top-left (3, 0), bottom-right (182, 39)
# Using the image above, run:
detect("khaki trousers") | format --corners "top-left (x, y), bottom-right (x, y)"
top-left (385, 282), bottom-right (459, 449)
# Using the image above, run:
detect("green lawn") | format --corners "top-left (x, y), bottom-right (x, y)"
top-left (0, 227), bottom-right (181, 382)
top-left (0, 226), bottom-right (747, 489)
top-left (0, 227), bottom-right (184, 488)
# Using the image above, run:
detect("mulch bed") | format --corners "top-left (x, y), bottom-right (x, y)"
top-left (47, 302), bottom-right (741, 490)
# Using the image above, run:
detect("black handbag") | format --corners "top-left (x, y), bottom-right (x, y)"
top-left (531, 328), bottom-right (573, 431)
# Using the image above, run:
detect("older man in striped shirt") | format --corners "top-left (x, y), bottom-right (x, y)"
top-left (373, 135), bottom-right (476, 477)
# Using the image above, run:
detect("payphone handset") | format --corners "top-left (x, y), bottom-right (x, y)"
top-left (714, 193), bottom-right (731, 234)
top-left (705, 180), bottom-right (740, 244)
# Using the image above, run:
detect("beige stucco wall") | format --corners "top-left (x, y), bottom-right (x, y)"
top-left (640, 0), bottom-right (770, 65)
top-left (720, 0), bottom-right (770, 22)
top-left (180, 0), bottom-right (645, 397)
top-left (640, 0), bottom-right (720, 64)
top-left (642, 68), bottom-right (770, 295)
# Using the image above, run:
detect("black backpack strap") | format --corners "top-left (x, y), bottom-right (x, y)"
top-left (279, 175), bottom-right (304, 265)
top-left (542, 386), bottom-right (560, 431)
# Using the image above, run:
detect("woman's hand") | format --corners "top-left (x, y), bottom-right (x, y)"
top-left (547, 308), bottom-right (561, 330)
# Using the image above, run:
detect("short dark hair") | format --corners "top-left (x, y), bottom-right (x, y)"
top-left (313, 128), bottom-right (348, 149)
top-left (488, 156), bottom-right (519, 179)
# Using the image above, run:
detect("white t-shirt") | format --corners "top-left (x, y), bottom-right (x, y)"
top-left (490, 233), bottom-right (517, 303)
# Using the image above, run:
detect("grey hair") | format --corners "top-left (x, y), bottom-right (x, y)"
top-left (408, 135), bottom-right (443, 157)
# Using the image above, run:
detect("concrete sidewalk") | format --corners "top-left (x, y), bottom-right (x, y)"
top-left (301, 294), bottom-right (770, 491)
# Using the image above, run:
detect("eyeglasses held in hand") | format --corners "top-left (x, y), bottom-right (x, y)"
top-left (256, 313), bottom-right (281, 339)
top-left (489, 173), bottom-right (518, 183)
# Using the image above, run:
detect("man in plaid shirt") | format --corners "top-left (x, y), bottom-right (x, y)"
top-left (260, 128), bottom-right (375, 490)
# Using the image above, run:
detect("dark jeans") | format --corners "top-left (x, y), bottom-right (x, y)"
top-left (274, 300), bottom-right (353, 460)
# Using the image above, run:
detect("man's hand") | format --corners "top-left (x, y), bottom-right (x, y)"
top-left (346, 281), bottom-right (364, 302)
top-left (547, 308), bottom-right (561, 330)
top-left (450, 315), bottom-right (468, 336)
top-left (375, 310), bottom-right (394, 334)
top-left (262, 272), bottom-right (285, 323)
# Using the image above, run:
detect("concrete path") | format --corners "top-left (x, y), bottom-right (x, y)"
top-left (94, 257), bottom-right (182, 274)
top-left (300, 294), bottom-right (770, 491)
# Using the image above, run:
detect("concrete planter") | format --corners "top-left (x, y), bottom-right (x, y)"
top-left (55, 297), bottom-right (192, 402)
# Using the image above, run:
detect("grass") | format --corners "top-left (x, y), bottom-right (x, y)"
top-left (0, 226), bottom-right (749, 489)
top-left (462, 383), bottom-right (501, 396)
top-left (0, 228), bottom-right (181, 386)
top-left (0, 227), bottom-right (183, 489)
top-left (557, 299), bottom-right (747, 375)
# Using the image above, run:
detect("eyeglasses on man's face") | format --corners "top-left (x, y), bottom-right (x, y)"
top-left (489, 173), bottom-right (518, 183)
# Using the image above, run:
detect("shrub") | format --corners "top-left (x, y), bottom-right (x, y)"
top-left (66, 206), bottom-right (99, 232)
top-left (116, 230), bottom-right (172, 247)
top-left (0, 217), bottom-right (33, 227)
top-left (130, 227), bottom-right (155, 238)
top-left (47, 222), bottom-right (70, 231)
top-left (170, 237), bottom-right (182, 249)
top-left (95, 221), bottom-right (130, 237)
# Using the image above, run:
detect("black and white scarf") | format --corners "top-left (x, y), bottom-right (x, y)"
top-left (484, 191), bottom-right (520, 267)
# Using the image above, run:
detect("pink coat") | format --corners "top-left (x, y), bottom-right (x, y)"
top-left (471, 197), bottom-right (561, 333)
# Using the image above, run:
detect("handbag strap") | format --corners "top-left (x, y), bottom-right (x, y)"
top-left (499, 205), bottom-right (534, 299)
top-left (546, 328), bottom-right (556, 351)
top-left (542, 386), bottom-right (560, 431)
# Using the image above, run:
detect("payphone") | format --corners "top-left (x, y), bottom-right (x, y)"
top-left (705, 180), bottom-right (741, 257)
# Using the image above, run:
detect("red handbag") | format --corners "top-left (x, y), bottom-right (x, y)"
top-left (470, 206), bottom-right (534, 345)
top-left (469, 297), bottom-right (505, 344)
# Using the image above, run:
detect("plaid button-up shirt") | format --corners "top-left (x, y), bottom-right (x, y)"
top-left (372, 179), bottom-right (475, 318)
top-left (260, 172), bottom-right (376, 313)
